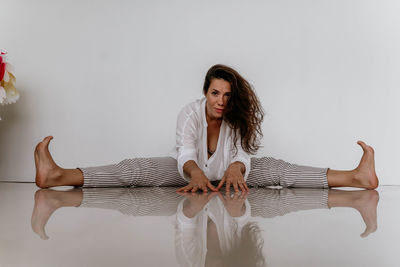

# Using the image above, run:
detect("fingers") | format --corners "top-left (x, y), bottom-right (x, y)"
top-left (178, 179), bottom-right (248, 194)
top-left (177, 185), bottom-right (192, 192)
top-left (233, 182), bottom-right (239, 193)
top-left (216, 176), bottom-right (226, 191)
top-left (225, 180), bottom-right (249, 193)
top-left (200, 184), bottom-right (208, 193)
top-left (191, 184), bottom-right (200, 193)
top-left (244, 182), bottom-right (249, 191)
top-left (177, 183), bottom-right (210, 193)
top-left (226, 180), bottom-right (231, 193)
top-left (238, 181), bottom-right (249, 192)
top-left (238, 182), bottom-right (246, 192)
top-left (207, 181), bottom-right (218, 192)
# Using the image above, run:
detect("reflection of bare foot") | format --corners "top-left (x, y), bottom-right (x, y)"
top-left (31, 188), bottom-right (83, 240)
top-left (34, 136), bottom-right (63, 188)
top-left (31, 189), bottom-right (61, 240)
top-left (352, 190), bottom-right (379, 238)
top-left (328, 189), bottom-right (379, 237)
top-left (353, 141), bottom-right (379, 189)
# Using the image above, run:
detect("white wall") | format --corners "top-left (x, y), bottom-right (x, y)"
top-left (1, 0), bottom-right (399, 184)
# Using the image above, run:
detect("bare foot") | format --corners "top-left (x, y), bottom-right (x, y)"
top-left (353, 141), bottom-right (379, 189)
top-left (31, 189), bottom-right (61, 240)
top-left (34, 136), bottom-right (63, 188)
top-left (352, 190), bottom-right (379, 237)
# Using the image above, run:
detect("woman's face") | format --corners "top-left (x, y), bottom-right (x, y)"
top-left (205, 78), bottom-right (231, 120)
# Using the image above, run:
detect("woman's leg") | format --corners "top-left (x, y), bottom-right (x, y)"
top-left (79, 157), bottom-right (185, 188)
top-left (247, 141), bottom-right (378, 189)
top-left (248, 157), bottom-right (329, 188)
top-left (34, 136), bottom-right (186, 188)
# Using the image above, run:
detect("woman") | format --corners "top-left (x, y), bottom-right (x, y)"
top-left (34, 64), bottom-right (379, 191)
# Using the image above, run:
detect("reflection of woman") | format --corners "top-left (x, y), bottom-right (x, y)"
top-left (34, 64), bottom-right (378, 191)
top-left (31, 187), bottom-right (379, 266)
top-left (175, 191), bottom-right (266, 267)
top-left (32, 187), bottom-right (379, 242)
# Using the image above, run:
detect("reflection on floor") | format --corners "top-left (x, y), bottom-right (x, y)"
top-left (1, 183), bottom-right (399, 267)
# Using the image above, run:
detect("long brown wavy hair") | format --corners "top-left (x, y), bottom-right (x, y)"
top-left (203, 64), bottom-right (265, 155)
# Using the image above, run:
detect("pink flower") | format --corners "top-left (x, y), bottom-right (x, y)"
top-left (0, 56), bottom-right (5, 82)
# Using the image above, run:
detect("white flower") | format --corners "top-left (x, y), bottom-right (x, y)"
top-left (2, 88), bottom-right (20, 104)
top-left (0, 86), bottom-right (6, 104)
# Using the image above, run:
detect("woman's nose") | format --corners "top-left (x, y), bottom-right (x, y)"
top-left (217, 96), bottom-right (224, 105)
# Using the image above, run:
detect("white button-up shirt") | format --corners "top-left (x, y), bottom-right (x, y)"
top-left (169, 97), bottom-right (251, 182)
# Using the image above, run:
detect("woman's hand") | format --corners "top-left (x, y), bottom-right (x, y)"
top-left (177, 169), bottom-right (218, 193)
top-left (216, 162), bottom-right (249, 193)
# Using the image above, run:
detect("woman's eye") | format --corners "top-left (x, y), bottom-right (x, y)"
top-left (212, 92), bottom-right (218, 95)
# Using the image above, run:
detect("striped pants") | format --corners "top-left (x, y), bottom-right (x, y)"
top-left (78, 157), bottom-right (329, 189)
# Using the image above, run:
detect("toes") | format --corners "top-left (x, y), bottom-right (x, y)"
top-left (44, 136), bottom-right (53, 146)
top-left (38, 136), bottom-right (53, 151)
top-left (43, 136), bottom-right (53, 141)
top-left (357, 141), bottom-right (375, 154)
top-left (357, 141), bottom-right (368, 150)
top-left (40, 233), bottom-right (49, 240)
top-left (368, 146), bottom-right (375, 154)
top-left (360, 225), bottom-right (377, 238)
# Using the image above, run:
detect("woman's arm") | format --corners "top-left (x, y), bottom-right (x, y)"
top-left (175, 103), bottom-right (217, 193)
top-left (217, 133), bottom-right (251, 192)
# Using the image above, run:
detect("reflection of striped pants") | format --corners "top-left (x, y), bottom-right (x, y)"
top-left (78, 157), bottom-right (329, 189)
top-left (79, 187), bottom-right (329, 217)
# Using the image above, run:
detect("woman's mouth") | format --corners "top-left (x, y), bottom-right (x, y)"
top-left (215, 108), bottom-right (224, 113)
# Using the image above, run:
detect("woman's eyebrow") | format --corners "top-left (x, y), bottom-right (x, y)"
top-left (211, 89), bottom-right (231, 94)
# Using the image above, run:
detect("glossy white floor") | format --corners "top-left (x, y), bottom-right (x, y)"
top-left (0, 182), bottom-right (399, 267)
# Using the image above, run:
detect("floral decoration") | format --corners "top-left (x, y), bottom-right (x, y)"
top-left (0, 50), bottom-right (20, 120)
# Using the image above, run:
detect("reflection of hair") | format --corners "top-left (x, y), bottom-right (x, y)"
top-left (203, 64), bottom-right (265, 155)
top-left (223, 221), bottom-right (267, 267)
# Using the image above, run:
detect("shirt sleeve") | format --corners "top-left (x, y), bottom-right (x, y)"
top-left (176, 105), bottom-right (199, 182)
top-left (230, 133), bottom-right (251, 181)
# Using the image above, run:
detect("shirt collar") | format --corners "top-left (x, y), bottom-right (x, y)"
top-left (201, 97), bottom-right (208, 128)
